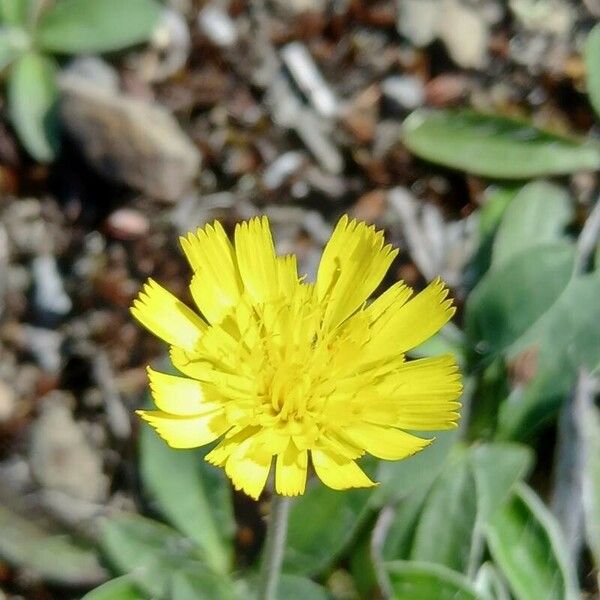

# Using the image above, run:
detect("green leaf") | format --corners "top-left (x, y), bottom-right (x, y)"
top-left (509, 271), bottom-right (600, 375)
top-left (386, 561), bottom-right (484, 600)
top-left (485, 484), bottom-right (578, 600)
top-left (575, 372), bottom-right (600, 568)
top-left (410, 450), bottom-right (477, 572)
top-left (0, 26), bottom-right (29, 70)
top-left (402, 109), bottom-right (600, 178)
top-left (492, 181), bottom-right (572, 269)
top-left (497, 370), bottom-right (567, 441)
top-left (0, 0), bottom-right (29, 25)
top-left (82, 576), bottom-right (147, 600)
top-left (382, 485), bottom-right (431, 561)
top-left (36, 0), bottom-right (161, 54)
top-left (284, 484), bottom-right (373, 576)
top-left (99, 513), bottom-right (201, 597)
top-left (478, 186), bottom-right (520, 241)
top-left (170, 568), bottom-right (237, 600)
top-left (8, 50), bottom-right (59, 161)
top-left (465, 242), bottom-right (574, 356)
top-left (0, 504), bottom-right (106, 586)
top-left (468, 185), bottom-right (520, 285)
top-left (277, 574), bottom-right (331, 600)
top-left (585, 23), bottom-right (600, 121)
top-left (469, 443), bottom-right (533, 523)
top-left (349, 536), bottom-right (379, 600)
top-left (474, 563), bottom-right (511, 600)
top-left (498, 272), bottom-right (600, 439)
top-left (139, 425), bottom-right (234, 574)
top-left (373, 430), bottom-right (458, 506)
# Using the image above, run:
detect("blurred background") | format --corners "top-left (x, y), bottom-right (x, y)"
top-left (1, 0), bottom-right (600, 599)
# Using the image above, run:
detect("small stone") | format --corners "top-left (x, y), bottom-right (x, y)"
top-left (31, 254), bottom-right (72, 318)
top-left (22, 326), bottom-right (63, 373)
top-left (0, 379), bottom-right (16, 422)
top-left (2, 198), bottom-right (50, 255)
top-left (280, 42), bottom-right (338, 118)
top-left (438, 0), bottom-right (490, 69)
top-left (61, 56), bottom-right (119, 92)
top-left (509, 0), bottom-right (574, 37)
top-left (104, 208), bottom-right (150, 241)
top-left (263, 151), bottom-right (306, 190)
top-left (425, 73), bottom-right (470, 106)
top-left (60, 77), bottom-right (201, 202)
top-left (351, 189), bottom-right (387, 223)
top-left (197, 5), bottom-right (238, 48)
top-left (29, 393), bottom-right (109, 503)
top-left (397, 0), bottom-right (440, 46)
top-left (341, 85), bottom-right (380, 144)
top-left (131, 8), bottom-right (191, 82)
top-left (382, 75), bottom-right (425, 110)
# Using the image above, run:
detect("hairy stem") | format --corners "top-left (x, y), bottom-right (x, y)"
top-left (258, 493), bottom-right (291, 600)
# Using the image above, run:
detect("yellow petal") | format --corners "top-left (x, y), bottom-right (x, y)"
top-left (311, 449), bottom-right (377, 490)
top-left (225, 445), bottom-right (272, 500)
top-left (131, 279), bottom-right (207, 351)
top-left (147, 367), bottom-right (222, 416)
top-left (169, 346), bottom-right (214, 381)
top-left (317, 216), bottom-right (398, 331)
top-left (277, 255), bottom-right (301, 296)
top-left (205, 426), bottom-right (261, 466)
top-left (365, 281), bottom-right (413, 332)
top-left (345, 422), bottom-right (432, 460)
top-left (370, 277), bottom-right (454, 353)
top-left (320, 428), bottom-right (365, 460)
top-left (388, 354), bottom-right (462, 430)
top-left (182, 221), bottom-right (243, 324)
top-left (137, 409), bottom-right (229, 449)
top-left (234, 216), bottom-right (280, 303)
top-left (275, 443), bottom-right (308, 496)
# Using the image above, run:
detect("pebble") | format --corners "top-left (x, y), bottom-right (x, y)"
top-left (132, 7), bottom-right (191, 81)
top-left (29, 393), bottom-right (109, 503)
top-left (382, 75), bottom-right (425, 110)
top-left (397, 0), bottom-right (439, 46)
top-left (62, 56), bottom-right (119, 92)
top-left (397, 0), bottom-right (490, 69)
top-left (104, 208), bottom-right (150, 241)
top-left (263, 151), bottom-right (306, 189)
top-left (0, 379), bottom-right (16, 422)
top-left (438, 0), bottom-right (490, 69)
top-left (198, 5), bottom-right (238, 48)
top-left (31, 254), bottom-right (72, 318)
top-left (60, 76), bottom-right (202, 202)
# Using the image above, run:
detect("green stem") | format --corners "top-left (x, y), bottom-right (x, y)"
top-left (258, 494), bottom-right (291, 600)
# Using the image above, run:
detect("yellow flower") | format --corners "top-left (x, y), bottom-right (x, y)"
top-left (132, 216), bottom-right (462, 499)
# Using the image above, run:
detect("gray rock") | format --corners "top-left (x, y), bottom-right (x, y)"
top-left (22, 326), bottom-right (63, 373)
top-left (263, 151), bottom-right (306, 189)
top-left (280, 42), bottom-right (338, 118)
top-left (29, 393), bottom-right (108, 503)
top-left (197, 5), bottom-right (237, 48)
top-left (132, 7), bottom-right (191, 82)
top-left (397, 0), bottom-right (440, 46)
top-left (397, 0), bottom-right (491, 69)
top-left (31, 254), bottom-right (72, 317)
top-left (59, 77), bottom-right (201, 202)
top-left (509, 0), bottom-right (574, 37)
top-left (61, 56), bottom-right (119, 92)
top-left (2, 198), bottom-right (50, 255)
top-left (382, 75), bottom-right (425, 110)
top-left (438, 0), bottom-right (490, 69)
top-left (0, 379), bottom-right (16, 422)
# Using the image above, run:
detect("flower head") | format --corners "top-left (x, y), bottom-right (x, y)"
top-left (132, 216), bottom-right (462, 499)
